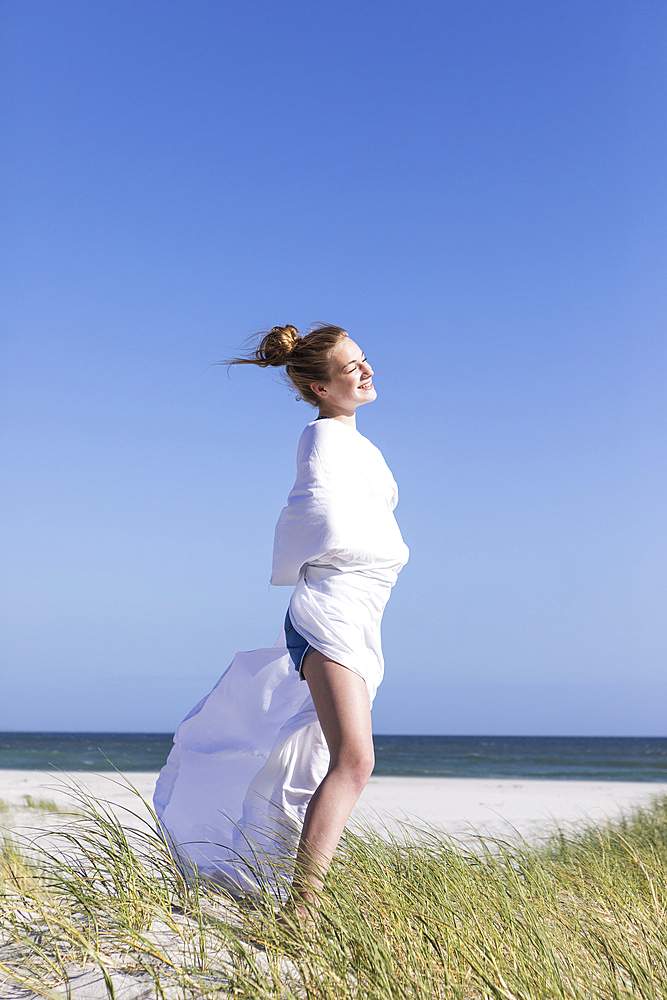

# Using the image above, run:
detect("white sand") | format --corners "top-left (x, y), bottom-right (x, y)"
top-left (356, 775), bottom-right (667, 841)
top-left (2, 769), bottom-right (666, 843)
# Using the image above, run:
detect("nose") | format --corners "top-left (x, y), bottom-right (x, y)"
top-left (362, 361), bottom-right (374, 378)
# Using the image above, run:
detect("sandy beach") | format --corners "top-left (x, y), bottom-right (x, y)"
top-left (2, 769), bottom-right (666, 843)
top-left (3, 770), bottom-right (667, 1000)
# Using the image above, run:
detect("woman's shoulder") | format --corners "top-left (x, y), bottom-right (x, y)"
top-left (293, 419), bottom-right (396, 494)
top-left (297, 418), bottom-right (341, 461)
top-left (298, 417), bottom-right (352, 446)
top-left (295, 419), bottom-right (369, 477)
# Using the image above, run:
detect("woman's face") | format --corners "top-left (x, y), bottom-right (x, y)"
top-left (312, 338), bottom-right (376, 414)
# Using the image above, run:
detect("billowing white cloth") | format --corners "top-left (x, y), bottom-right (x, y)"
top-left (153, 418), bottom-right (408, 894)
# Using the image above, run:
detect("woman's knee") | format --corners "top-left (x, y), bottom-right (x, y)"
top-left (334, 746), bottom-right (375, 789)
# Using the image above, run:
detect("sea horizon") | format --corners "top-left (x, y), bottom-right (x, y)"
top-left (2, 732), bottom-right (667, 782)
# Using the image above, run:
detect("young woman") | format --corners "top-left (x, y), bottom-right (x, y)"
top-left (154, 324), bottom-right (409, 925)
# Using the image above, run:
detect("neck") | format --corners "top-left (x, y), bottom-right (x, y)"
top-left (317, 408), bottom-right (356, 428)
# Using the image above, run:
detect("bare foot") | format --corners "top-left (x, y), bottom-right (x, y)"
top-left (276, 900), bottom-right (317, 937)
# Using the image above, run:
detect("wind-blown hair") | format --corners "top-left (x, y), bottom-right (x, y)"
top-left (224, 324), bottom-right (349, 406)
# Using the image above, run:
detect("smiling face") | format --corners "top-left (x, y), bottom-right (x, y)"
top-left (310, 338), bottom-right (376, 419)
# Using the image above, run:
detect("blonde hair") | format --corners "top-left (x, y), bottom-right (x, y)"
top-left (225, 324), bottom-right (349, 406)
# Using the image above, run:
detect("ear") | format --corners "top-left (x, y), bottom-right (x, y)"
top-left (310, 382), bottom-right (328, 399)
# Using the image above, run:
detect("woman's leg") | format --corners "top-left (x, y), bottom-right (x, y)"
top-left (287, 651), bottom-right (374, 918)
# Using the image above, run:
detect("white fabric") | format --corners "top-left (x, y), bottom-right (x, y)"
top-left (153, 418), bottom-right (408, 894)
top-left (274, 418), bottom-right (409, 702)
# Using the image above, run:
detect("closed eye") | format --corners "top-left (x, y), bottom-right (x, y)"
top-left (344, 356), bottom-right (367, 373)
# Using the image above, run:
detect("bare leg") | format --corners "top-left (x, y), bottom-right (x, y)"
top-left (284, 650), bottom-right (374, 923)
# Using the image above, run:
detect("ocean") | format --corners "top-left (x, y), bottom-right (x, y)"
top-left (1, 733), bottom-right (667, 781)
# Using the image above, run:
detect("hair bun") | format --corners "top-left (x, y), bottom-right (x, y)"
top-left (257, 325), bottom-right (300, 367)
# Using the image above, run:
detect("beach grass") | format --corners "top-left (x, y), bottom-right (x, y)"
top-left (0, 795), bottom-right (82, 817)
top-left (1, 784), bottom-right (667, 999)
top-left (22, 795), bottom-right (75, 814)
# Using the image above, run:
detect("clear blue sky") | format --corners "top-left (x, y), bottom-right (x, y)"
top-left (1, 0), bottom-right (665, 735)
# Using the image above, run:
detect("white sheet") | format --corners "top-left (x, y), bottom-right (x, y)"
top-left (153, 418), bottom-right (408, 894)
top-left (274, 418), bottom-right (409, 701)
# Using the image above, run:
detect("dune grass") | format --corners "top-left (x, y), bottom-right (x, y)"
top-left (19, 795), bottom-right (69, 814)
top-left (0, 795), bottom-right (77, 815)
top-left (1, 783), bottom-right (667, 999)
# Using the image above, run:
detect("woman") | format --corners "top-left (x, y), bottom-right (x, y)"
top-left (154, 324), bottom-right (409, 924)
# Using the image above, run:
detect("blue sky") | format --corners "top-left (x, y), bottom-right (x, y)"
top-left (1, 0), bottom-right (665, 734)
